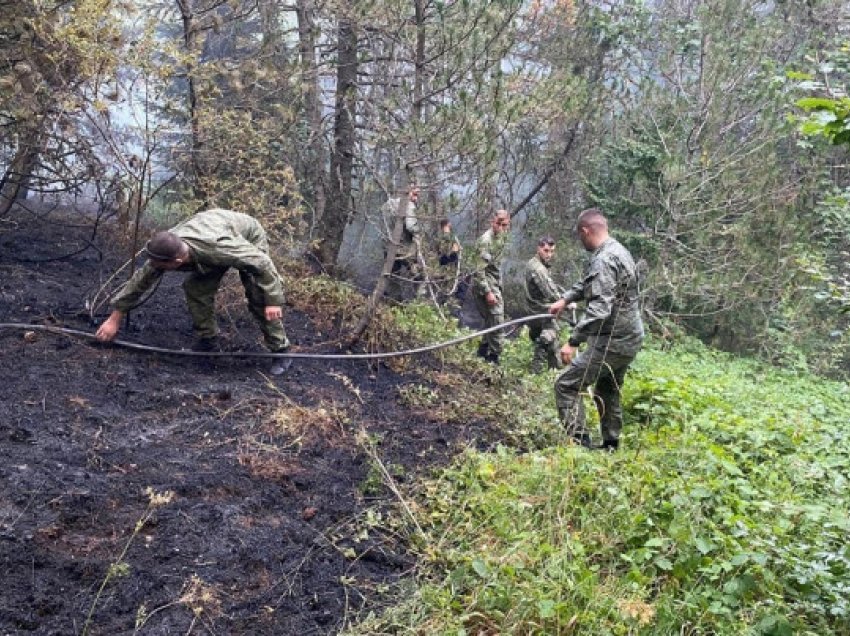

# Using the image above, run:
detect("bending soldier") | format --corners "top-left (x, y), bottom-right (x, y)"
top-left (436, 218), bottom-right (467, 310)
top-left (437, 218), bottom-right (461, 267)
top-left (96, 208), bottom-right (291, 375)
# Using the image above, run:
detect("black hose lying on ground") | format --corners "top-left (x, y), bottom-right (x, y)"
top-left (0, 313), bottom-right (557, 361)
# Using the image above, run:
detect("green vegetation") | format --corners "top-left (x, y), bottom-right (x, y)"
top-left (795, 44), bottom-right (850, 149)
top-left (792, 43), bottom-right (850, 330)
top-left (347, 305), bottom-right (850, 635)
top-left (3, 1), bottom-right (847, 376)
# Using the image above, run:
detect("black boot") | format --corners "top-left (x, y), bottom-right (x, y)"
top-left (597, 439), bottom-right (619, 452)
top-left (476, 342), bottom-right (490, 359)
top-left (269, 346), bottom-right (292, 376)
top-left (571, 432), bottom-right (593, 448)
top-left (484, 351), bottom-right (500, 365)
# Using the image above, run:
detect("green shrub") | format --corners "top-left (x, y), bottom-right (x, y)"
top-left (345, 329), bottom-right (850, 635)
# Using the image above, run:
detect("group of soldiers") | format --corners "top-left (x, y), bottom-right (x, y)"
top-left (384, 189), bottom-right (644, 450)
top-left (97, 192), bottom-right (644, 450)
top-left (475, 207), bottom-right (644, 450)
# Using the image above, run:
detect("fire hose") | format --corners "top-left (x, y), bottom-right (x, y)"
top-left (0, 312), bottom-right (571, 361)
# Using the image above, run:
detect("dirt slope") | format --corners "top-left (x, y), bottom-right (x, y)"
top-left (0, 205), bottom-right (495, 635)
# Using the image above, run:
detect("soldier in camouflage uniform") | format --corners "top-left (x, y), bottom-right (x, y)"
top-left (382, 186), bottom-right (424, 300)
top-left (524, 235), bottom-right (568, 373)
top-left (436, 219), bottom-right (461, 268)
top-left (96, 208), bottom-right (291, 374)
top-left (549, 208), bottom-right (644, 450)
top-left (435, 218), bottom-right (467, 309)
top-left (472, 209), bottom-right (510, 364)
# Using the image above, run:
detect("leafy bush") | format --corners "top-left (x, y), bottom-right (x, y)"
top-left (346, 333), bottom-right (850, 635)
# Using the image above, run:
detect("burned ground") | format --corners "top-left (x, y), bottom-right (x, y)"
top-left (0, 205), bottom-right (499, 635)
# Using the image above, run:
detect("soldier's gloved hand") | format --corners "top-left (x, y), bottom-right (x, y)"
top-left (264, 306), bottom-right (283, 321)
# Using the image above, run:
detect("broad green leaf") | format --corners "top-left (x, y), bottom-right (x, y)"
top-left (538, 599), bottom-right (556, 619)
top-left (471, 559), bottom-right (489, 578)
top-left (796, 97), bottom-right (841, 111)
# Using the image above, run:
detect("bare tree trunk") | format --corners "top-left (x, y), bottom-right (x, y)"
top-left (296, 0), bottom-right (327, 229)
top-left (177, 0), bottom-right (207, 203)
top-left (316, 12), bottom-right (357, 266)
top-left (510, 127), bottom-right (578, 219)
top-left (412, 0), bottom-right (441, 217)
top-left (510, 45), bottom-right (607, 220)
top-left (476, 69), bottom-right (502, 233)
top-left (349, 0), bottom-right (428, 345)
top-left (412, 0), bottom-right (425, 124)
top-left (349, 171), bottom-right (413, 345)
top-left (0, 128), bottom-right (41, 215)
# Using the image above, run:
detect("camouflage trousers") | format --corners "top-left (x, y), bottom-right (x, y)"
top-left (473, 287), bottom-right (505, 357)
top-left (182, 269), bottom-right (289, 351)
top-left (554, 338), bottom-right (636, 443)
top-left (528, 318), bottom-right (561, 373)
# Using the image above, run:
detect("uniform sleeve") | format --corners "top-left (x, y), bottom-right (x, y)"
top-left (403, 203), bottom-right (420, 237)
top-left (111, 263), bottom-right (164, 312)
top-left (212, 236), bottom-right (285, 306)
top-left (472, 239), bottom-right (493, 294)
top-left (568, 258), bottom-right (616, 346)
top-left (561, 278), bottom-right (584, 304)
top-left (530, 268), bottom-right (563, 303)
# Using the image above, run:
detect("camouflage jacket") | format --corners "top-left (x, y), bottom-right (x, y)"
top-left (111, 209), bottom-right (285, 312)
top-left (524, 254), bottom-right (565, 314)
top-left (562, 237), bottom-right (644, 354)
top-left (472, 228), bottom-right (507, 295)
top-left (436, 230), bottom-right (461, 261)
top-left (382, 198), bottom-right (420, 259)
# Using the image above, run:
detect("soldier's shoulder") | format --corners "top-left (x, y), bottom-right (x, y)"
top-left (606, 237), bottom-right (637, 262)
top-left (596, 238), bottom-right (623, 258)
top-left (525, 255), bottom-right (544, 270)
top-left (594, 239), bottom-right (636, 275)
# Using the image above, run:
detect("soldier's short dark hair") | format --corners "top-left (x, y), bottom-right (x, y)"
top-left (439, 218), bottom-right (451, 230)
top-left (537, 235), bottom-right (556, 246)
top-left (145, 231), bottom-right (184, 261)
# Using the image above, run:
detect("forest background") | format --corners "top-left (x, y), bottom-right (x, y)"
top-left (1, 0), bottom-right (849, 379)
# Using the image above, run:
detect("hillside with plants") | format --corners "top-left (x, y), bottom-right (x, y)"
top-left (2, 1), bottom-right (850, 634)
top-left (345, 309), bottom-right (850, 635)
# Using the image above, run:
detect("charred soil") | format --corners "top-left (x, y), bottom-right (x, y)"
top-left (0, 204), bottom-right (499, 635)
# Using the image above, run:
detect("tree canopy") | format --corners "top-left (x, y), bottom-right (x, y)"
top-left (1, 0), bottom-right (847, 377)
